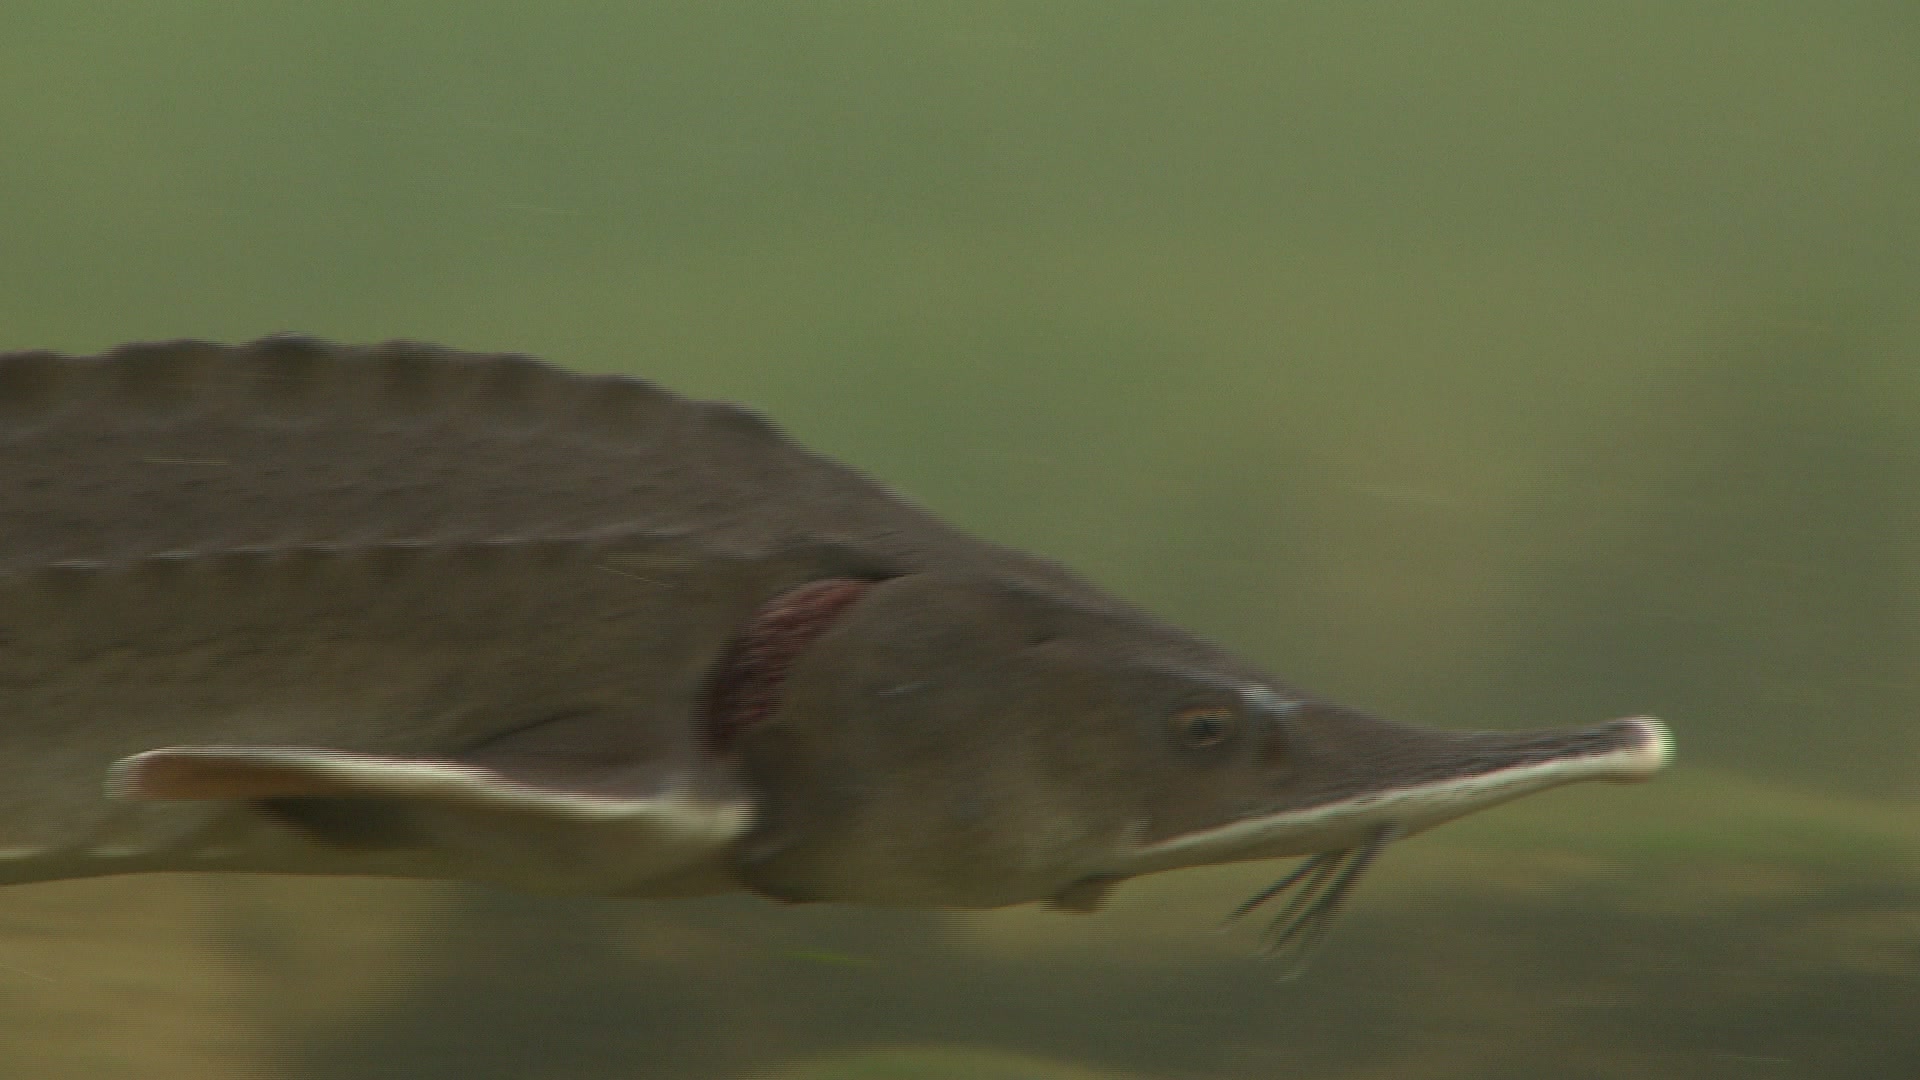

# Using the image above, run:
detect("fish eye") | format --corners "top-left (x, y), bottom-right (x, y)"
top-left (1171, 704), bottom-right (1236, 749)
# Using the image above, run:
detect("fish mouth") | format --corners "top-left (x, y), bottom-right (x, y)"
top-left (1136, 715), bottom-right (1673, 975)
top-left (700, 578), bottom-right (877, 752)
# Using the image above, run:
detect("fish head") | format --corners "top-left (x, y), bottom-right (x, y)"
top-left (725, 571), bottom-right (1673, 911)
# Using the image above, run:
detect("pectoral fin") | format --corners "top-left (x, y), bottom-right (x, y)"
top-left (94, 744), bottom-right (753, 895)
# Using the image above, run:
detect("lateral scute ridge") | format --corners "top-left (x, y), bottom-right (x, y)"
top-left (0, 531), bottom-right (697, 588)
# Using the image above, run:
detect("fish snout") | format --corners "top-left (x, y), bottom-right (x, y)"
top-left (1591, 715), bottom-right (1674, 782)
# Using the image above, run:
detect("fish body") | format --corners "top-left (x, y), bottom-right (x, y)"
top-left (0, 338), bottom-right (1670, 953)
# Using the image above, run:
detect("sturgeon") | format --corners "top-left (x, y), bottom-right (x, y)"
top-left (0, 337), bottom-right (1670, 966)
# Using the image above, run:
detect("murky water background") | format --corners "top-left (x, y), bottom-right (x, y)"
top-left (3, 4), bottom-right (1918, 1077)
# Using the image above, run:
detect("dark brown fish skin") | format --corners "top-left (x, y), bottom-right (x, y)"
top-left (0, 336), bottom-right (1078, 589)
top-left (0, 338), bottom-right (1237, 863)
top-left (0, 338), bottom-right (1666, 909)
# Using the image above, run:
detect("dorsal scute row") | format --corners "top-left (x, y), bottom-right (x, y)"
top-left (0, 336), bottom-right (794, 451)
top-left (0, 338), bottom-right (876, 575)
top-left (0, 338), bottom-right (1124, 623)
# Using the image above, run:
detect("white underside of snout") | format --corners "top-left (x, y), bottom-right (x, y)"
top-left (1124, 716), bottom-right (1673, 876)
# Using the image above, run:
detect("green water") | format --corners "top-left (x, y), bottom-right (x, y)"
top-left (2, 4), bottom-right (1918, 1077)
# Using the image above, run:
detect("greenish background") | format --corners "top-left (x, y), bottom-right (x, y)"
top-left (1, 4), bottom-right (1916, 1078)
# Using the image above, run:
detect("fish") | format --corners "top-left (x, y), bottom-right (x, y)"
top-left (0, 336), bottom-right (1671, 969)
